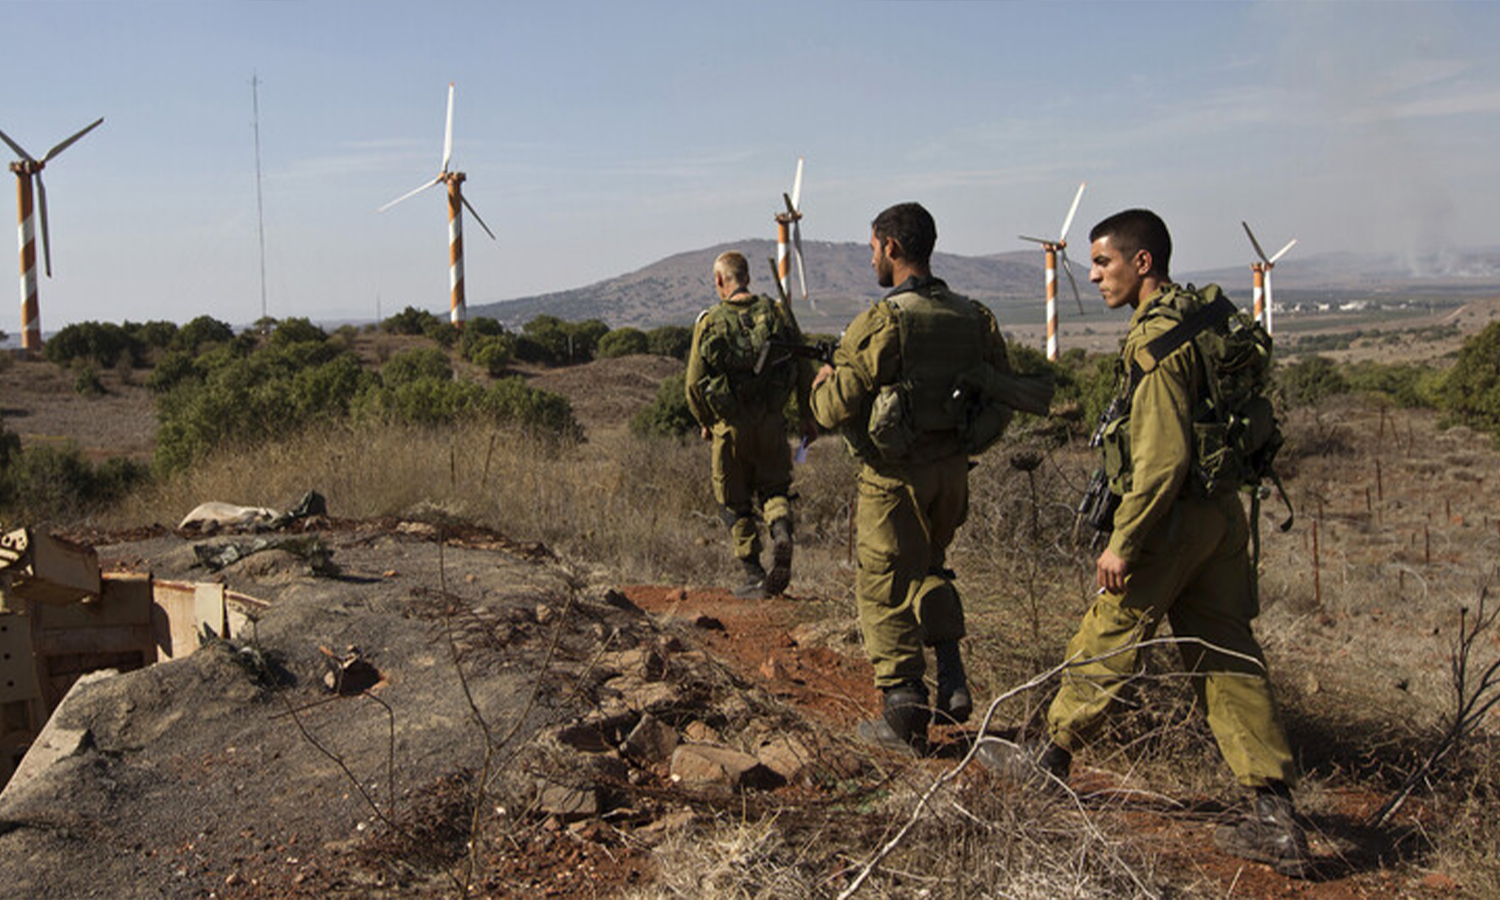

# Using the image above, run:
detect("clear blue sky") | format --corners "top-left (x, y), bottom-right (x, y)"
top-left (4, 0), bottom-right (1497, 332)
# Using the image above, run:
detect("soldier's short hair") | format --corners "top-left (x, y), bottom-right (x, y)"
top-left (871, 202), bottom-right (937, 266)
top-left (1090, 209), bottom-right (1172, 279)
top-left (714, 251), bottom-right (751, 287)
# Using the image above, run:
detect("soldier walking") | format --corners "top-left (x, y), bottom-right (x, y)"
top-left (685, 251), bottom-right (814, 598)
top-left (810, 203), bottom-right (1015, 754)
top-left (985, 208), bottom-right (1311, 877)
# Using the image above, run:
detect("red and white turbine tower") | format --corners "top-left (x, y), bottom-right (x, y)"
top-left (1242, 221), bottom-right (1297, 335)
top-left (0, 117), bottom-right (103, 354)
top-left (1020, 182), bottom-right (1086, 362)
top-left (773, 157), bottom-right (812, 314)
top-left (380, 83), bottom-right (494, 328)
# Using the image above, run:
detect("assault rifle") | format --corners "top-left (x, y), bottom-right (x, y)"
top-left (1072, 396), bottom-right (1126, 549)
top-left (755, 338), bottom-right (838, 374)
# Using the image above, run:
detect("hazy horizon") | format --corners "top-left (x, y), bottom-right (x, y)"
top-left (4, 1), bottom-right (1498, 334)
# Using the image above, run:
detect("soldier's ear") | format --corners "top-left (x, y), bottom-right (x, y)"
top-left (1133, 249), bottom-right (1152, 276)
top-left (884, 236), bottom-right (904, 261)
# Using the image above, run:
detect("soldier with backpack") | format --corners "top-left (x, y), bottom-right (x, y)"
top-left (686, 251), bottom-right (814, 598)
top-left (983, 208), bottom-right (1311, 877)
top-left (810, 202), bottom-right (1017, 755)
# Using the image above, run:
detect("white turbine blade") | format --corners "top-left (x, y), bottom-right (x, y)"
top-left (790, 156), bottom-right (804, 212)
top-left (441, 83), bottom-right (455, 173)
top-left (1058, 181), bottom-right (1086, 241)
top-left (0, 125), bottom-right (35, 162)
top-left (460, 194), bottom-right (497, 240)
top-left (1018, 234), bottom-right (1052, 245)
top-left (40, 117), bottom-right (104, 163)
top-left (1060, 248), bottom-right (1084, 314)
top-left (1242, 221), bottom-right (1270, 264)
top-left (36, 171), bottom-right (53, 277)
top-left (378, 175), bottom-right (442, 212)
top-left (1268, 238), bottom-right (1298, 265)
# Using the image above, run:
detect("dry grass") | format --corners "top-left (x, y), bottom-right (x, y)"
top-left (96, 388), bottom-right (1500, 897)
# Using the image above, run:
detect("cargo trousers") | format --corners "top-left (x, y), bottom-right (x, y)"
top-left (711, 411), bottom-right (793, 561)
top-left (1046, 492), bottom-right (1297, 788)
top-left (855, 453), bottom-right (969, 690)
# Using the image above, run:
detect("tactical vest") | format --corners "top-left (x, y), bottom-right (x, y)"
top-left (859, 283), bottom-right (993, 464)
top-left (695, 294), bottom-right (797, 422)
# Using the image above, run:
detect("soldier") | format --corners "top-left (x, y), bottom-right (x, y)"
top-left (810, 202), bottom-right (1014, 754)
top-left (984, 209), bottom-right (1311, 877)
top-left (685, 251), bottom-right (813, 598)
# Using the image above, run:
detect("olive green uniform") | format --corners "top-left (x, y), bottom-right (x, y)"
top-left (810, 276), bottom-right (1011, 690)
top-left (686, 292), bottom-right (810, 562)
top-left (1046, 284), bottom-right (1296, 789)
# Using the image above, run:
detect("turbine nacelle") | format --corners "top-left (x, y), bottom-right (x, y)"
top-left (0, 117), bottom-right (104, 278)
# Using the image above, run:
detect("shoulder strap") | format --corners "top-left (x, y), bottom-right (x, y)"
top-left (1129, 292), bottom-right (1236, 384)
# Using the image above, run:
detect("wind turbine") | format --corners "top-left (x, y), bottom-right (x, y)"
top-left (1242, 221), bottom-right (1296, 335)
top-left (1020, 182), bottom-right (1086, 362)
top-left (379, 83), bottom-right (495, 329)
top-left (0, 117), bottom-right (104, 354)
top-left (773, 157), bottom-right (812, 314)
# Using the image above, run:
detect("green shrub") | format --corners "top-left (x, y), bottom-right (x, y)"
top-left (630, 372), bottom-right (696, 439)
top-left (0, 442), bottom-right (149, 522)
top-left (1344, 361), bottom-right (1442, 409)
top-left (646, 325), bottom-right (693, 360)
top-left (154, 350), bottom-right (374, 475)
top-left (598, 327), bottom-right (649, 359)
top-left (175, 315), bottom-right (235, 354)
top-left (1436, 321), bottom-right (1500, 438)
top-left (268, 317), bottom-right (328, 347)
top-left (1278, 355), bottom-right (1348, 407)
top-left (424, 320), bottom-right (460, 349)
top-left (124, 320), bottom-right (179, 351)
top-left (45, 321), bottom-right (142, 368)
top-left (382, 306), bottom-right (440, 336)
top-left (382, 347), bottom-right (454, 387)
top-left (73, 364), bottom-right (105, 396)
top-left (351, 375), bottom-right (581, 439)
top-left (467, 335), bottom-right (515, 377)
top-left (147, 351), bottom-right (201, 394)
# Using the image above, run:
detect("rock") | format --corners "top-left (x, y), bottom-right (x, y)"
top-left (669, 744), bottom-right (784, 792)
top-left (535, 779), bottom-right (599, 820)
top-left (602, 674), bottom-right (680, 714)
top-left (756, 734), bottom-right (816, 784)
top-left (599, 647), bottom-right (666, 681)
top-left (621, 714), bottom-right (679, 763)
top-left (682, 721), bottom-right (723, 744)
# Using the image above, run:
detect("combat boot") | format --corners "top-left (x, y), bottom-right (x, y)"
top-left (974, 736), bottom-right (1072, 791)
top-left (933, 640), bottom-right (972, 724)
top-left (733, 557), bottom-right (768, 599)
top-left (764, 517), bottom-right (794, 596)
top-left (855, 682), bottom-right (930, 756)
top-left (1213, 786), bottom-right (1313, 878)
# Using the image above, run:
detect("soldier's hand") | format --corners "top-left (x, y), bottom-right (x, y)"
top-left (700, 425), bottom-right (711, 442)
top-left (1096, 548), bottom-right (1129, 594)
top-left (812, 363), bottom-right (834, 390)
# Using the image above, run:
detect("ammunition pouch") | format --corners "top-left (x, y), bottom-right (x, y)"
top-left (867, 383), bottom-right (919, 462)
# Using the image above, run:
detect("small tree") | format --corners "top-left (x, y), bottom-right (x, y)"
top-left (597, 327), bottom-right (649, 359)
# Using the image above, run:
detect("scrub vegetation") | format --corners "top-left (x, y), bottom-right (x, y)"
top-left (5, 310), bottom-right (1500, 897)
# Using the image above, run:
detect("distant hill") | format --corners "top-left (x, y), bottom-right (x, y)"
top-left (470, 240), bottom-right (1500, 335)
top-left (469, 239), bottom-right (1090, 334)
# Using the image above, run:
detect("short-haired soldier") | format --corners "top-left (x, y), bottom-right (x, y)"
top-left (685, 251), bottom-right (814, 597)
top-left (985, 208), bottom-right (1311, 877)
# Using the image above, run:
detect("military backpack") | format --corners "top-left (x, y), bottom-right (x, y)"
top-left (1104, 283), bottom-right (1291, 540)
top-left (695, 294), bottom-right (798, 421)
